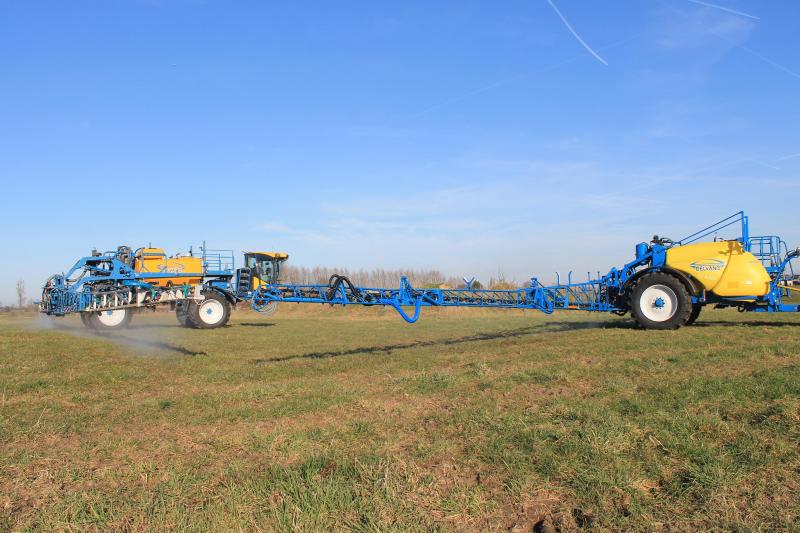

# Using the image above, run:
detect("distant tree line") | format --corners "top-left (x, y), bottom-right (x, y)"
top-left (281, 265), bottom-right (522, 290)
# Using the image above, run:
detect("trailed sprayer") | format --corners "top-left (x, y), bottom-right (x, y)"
top-left (40, 212), bottom-right (799, 331)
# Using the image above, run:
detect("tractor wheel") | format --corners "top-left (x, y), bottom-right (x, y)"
top-left (80, 312), bottom-right (95, 329)
top-left (88, 308), bottom-right (133, 331)
top-left (629, 272), bottom-right (692, 330)
top-left (188, 291), bottom-right (230, 329)
top-left (176, 301), bottom-right (196, 328)
top-left (686, 303), bottom-right (702, 326)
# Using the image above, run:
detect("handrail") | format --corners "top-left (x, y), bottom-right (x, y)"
top-left (202, 249), bottom-right (235, 272)
top-left (677, 211), bottom-right (746, 245)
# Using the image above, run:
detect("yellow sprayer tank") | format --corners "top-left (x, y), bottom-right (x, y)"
top-left (665, 240), bottom-right (771, 297)
top-left (134, 248), bottom-right (204, 287)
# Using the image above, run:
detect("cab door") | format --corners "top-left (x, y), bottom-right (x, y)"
top-left (241, 252), bottom-right (288, 291)
top-left (243, 254), bottom-right (274, 290)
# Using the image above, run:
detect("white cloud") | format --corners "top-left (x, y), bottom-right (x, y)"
top-left (653, 5), bottom-right (756, 50)
top-left (261, 222), bottom-right (293, 233)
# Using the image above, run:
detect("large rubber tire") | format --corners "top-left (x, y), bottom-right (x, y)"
top-left (176, 301), bottom-right (197, 328)
top-left (80, 312), bottom-right (95, 329)
top-left (88, 308), bottom-right (133, 331)
top-left (188, 292), bottom-right (231, 329)
top-left (629, 272), bottom-right (692, 330)
top-left (686, 303), bottom-right (702, 326)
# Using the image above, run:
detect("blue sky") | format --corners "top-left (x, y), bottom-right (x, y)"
top-left (1, 0), bottom-right (799, 303)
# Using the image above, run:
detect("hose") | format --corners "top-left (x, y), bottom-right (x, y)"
top-left (325, 274), bottom-right (374, 303)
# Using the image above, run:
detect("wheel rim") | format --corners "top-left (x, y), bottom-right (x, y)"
top-left (639, 285), bottom-right (678, 322)
top-left (198, 299), bottom-right (224, 325)
top-left (96, 309), bottom-right (127, 327)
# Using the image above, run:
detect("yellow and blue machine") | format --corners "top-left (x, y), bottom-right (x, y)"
top-left (40, 212), bottom-right (798, 331)
top-left (40, 244), bottom-right (289, 330)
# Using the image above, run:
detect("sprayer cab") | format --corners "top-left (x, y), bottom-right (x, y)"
top-left (237, 252), bottom-right (289, 292)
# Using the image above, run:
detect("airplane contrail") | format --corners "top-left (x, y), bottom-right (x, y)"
top-left (406, 36), bottom-right (635, 119)
top-left (684, 0), bottom-right (760, 20)
top-left (661, 0), bottom-right (799, 80)
top-left (546, 0), bottom-right (608, 66)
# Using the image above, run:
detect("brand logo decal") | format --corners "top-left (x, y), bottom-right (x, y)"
top-left (690, 259), bottom-right (725, 272)
top-left (159, 263), bottom-right (186, 274)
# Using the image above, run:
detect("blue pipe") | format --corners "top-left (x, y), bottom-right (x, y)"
top-left (390, 297), bottom-right (423, 323)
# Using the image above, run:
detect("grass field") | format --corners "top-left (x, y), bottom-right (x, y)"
top-left (1, 305), bottom-right (799, 531)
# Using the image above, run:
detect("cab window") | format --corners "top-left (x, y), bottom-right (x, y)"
top-left (258, 260), bottom-right (275, 281)
top-left (246, 255), bottom-right (278, 282)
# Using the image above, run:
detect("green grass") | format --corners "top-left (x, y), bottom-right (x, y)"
top-left (1, 306), bottom-right (799, 531)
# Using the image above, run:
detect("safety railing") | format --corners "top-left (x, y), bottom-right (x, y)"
top-left (202, 249), bottom-right (235, 274)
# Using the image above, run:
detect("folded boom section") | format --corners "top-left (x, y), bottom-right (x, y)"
top-left (251, 276), bottom-right (620, 323)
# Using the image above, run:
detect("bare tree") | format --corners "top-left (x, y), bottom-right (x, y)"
top-left (16, 279), bottom-right (25, 309)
